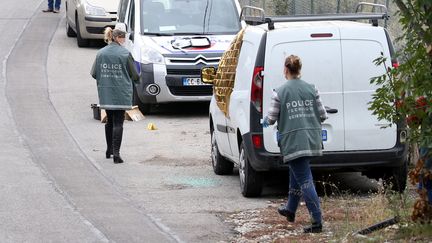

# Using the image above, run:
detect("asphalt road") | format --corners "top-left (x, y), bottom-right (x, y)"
top-left (1, 1), bottom-right (379, 242)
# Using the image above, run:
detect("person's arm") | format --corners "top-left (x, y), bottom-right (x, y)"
top-left (314, 86), bottom-right (328, 122)
top-left (90, 59), bottom-right (97, 79)
top-left (127, 54), bottom-right (140, 84)
top-left (266, 90), bottom-right (281, 125)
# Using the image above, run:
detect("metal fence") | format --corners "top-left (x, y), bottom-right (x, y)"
top-left (238, 0), bottom-right (391, 15)
top-left (237, 0), bottom-right (403, 50)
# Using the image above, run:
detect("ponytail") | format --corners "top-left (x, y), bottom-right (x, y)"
top-left (104, 27), bottom-right (114, 44)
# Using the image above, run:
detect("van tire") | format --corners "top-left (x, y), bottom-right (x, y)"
top-left (76, 15), bottom-right (89, 47)
top-left (66, 21), bottom-right (76, 37)
top-left (211, 130), bottom-right (233, 175)
top-left (133, 86), bottom-right (151, 114)
top-left (239, 142), bottom-right (262, 197)
top-left (383, 160), bottom-right (408, 193)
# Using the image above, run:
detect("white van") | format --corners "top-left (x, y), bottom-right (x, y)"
top-left (202, 4), bottom-right (408, 197)
top-left (117, 0), bottom-right (242, 113)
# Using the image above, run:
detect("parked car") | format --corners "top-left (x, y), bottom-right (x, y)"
top-left (202, 4), bottom-right (408, 197)
top-left (116, 0), bottom-right (243, 113)
top-left (65, 0), bottom-right (120, 47)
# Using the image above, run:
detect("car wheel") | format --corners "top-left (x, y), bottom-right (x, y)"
top-left (75, 15), bottom-right (89, 47)
top-left (383, 160), bottom-right (408, 193)
top-left (66, 20), bottom-right (76, 37)
top-left (239, 142), bottom-right (262, 197)
top-left (210, 129), bottom-right (233, 175)
top-left (133, 85), bottom-right (151, 114)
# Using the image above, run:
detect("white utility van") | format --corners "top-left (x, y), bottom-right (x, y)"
top-left (202, 4), bottom-right (407, 197)
top-left (117, 0), bottom-right (242, 113)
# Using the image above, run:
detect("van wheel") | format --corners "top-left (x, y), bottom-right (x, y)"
top-left (66, 20), bottom-right (76, 37)
top-left (211, 130), bottom-right (233, 175)
top-left (239, 142), bottom-right (262, 197)
top-left (383, 160), bottom-right (408, 193)
top-left (76, 15), bottom-right (89, 47)
top-left (133, 86), bottom-right (151, 114)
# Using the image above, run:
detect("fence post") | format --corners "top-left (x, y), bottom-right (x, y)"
top-left (310, 0), bottom-right (314, 14)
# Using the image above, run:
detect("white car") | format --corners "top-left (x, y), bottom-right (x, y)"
top-left (203, 4), bottom-right (408, 197)
top-left (117, 0), bottom-right (243, 113)
top-left (65, 0), bottom-right (120, 47)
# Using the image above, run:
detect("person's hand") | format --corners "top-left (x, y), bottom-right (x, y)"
top-left (262, 116), bottom-right (270, 128)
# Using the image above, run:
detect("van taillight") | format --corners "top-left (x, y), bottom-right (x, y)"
top-left (251, 66), bottom-right (264, 113)
top-left (392, 60), bottom-right (399, 68)
top-left (252, 134), bottom-right (263, 148)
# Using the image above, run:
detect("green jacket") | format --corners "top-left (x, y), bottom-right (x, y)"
top-left (91, 43), bottom-right (139, 110)
top-left (276, 79), bottom-right (324, 162)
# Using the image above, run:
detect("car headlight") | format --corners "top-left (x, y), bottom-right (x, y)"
top-left (140, 46), bottom-right (164, 65)
top-left (84, 2), bottom-right (106, 16)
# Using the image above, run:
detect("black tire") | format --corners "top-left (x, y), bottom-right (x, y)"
top-left (383, 160), bottom-right (408, 193)
top-left (66, 19), bottom-right (76, 37)
top-left (133, 85), bottom-right (151, 114)
top-left (75, 15), bottom-right (89, 47)
top-left (239, 142), bottom-right (262, 197)
top-left (210, 129), bottom-right (233, 175)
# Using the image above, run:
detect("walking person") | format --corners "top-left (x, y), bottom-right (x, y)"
top-left (91, 25), bottom-right (139, 164)
top-left (263, 55), bottom-right (328, 233)
top-left (42, 0), bottom-right (61, 13)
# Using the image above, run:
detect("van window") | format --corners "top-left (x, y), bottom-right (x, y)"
top-left (140, 0), bottom-right (240, 35)
top-left (128, 0), bottom-right (135, 31)
top-left (118, 0), bottom-right (130, 22)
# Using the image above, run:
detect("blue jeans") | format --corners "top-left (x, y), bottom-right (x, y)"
top-left (285, 157), bottom-right (322, 224)
top-left (47, 0), bottom-right (61, 10)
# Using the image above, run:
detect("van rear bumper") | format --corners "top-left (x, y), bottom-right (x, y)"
top-left (242, 133), bottom-right (407, 172)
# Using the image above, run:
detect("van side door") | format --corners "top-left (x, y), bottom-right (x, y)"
top-left (228, 28), bottom-right (266, 161)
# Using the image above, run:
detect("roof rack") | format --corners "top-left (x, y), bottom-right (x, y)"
top-left (240, 2), bottom-right (389, 30)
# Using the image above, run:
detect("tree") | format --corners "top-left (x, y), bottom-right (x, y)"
top-left (369, 0), bottom-right (432, 222)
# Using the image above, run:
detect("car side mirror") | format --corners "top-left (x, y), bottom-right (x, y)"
top-left (201, 67), bottom-right (216, 84)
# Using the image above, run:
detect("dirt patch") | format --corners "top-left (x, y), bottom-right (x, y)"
top-left (223, 194), bottom-right (412, 242)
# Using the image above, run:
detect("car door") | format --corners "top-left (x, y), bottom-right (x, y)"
top-left (340, 27), bottom-right (396, 150)
top-left (263, 25), bottom-right (345, 153)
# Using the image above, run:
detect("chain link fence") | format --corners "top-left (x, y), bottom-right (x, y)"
top-left (238, 0), bottom-right (403, 50)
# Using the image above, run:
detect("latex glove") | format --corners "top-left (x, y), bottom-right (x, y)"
top-left (262, 116), bottom-right (270, 128)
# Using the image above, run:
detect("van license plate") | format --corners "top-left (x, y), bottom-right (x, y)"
top-left (322, 130), bottom-right (327, 141)
top-left (182, 77), bottom-right (209, 86)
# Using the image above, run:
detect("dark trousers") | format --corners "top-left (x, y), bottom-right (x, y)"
top-left (47, 0), bottom-right (61, 10)
top-left (286, 157), bottom-right (322, 224)
top-left (105, 110), bottom-right (125, 157)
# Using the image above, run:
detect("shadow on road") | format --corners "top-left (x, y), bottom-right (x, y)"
top-left (148, 102), bottom-right (210, 118)
top-left (260, 171), bottom-right (379, 198)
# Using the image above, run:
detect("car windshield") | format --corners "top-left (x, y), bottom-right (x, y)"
top-left (140, 0), bottom-right (240, 35)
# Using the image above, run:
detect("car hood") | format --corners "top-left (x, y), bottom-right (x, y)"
top-left (86, 0), bottom-right (119, 12)
top-left (145, 35), bottom-right (235, 55)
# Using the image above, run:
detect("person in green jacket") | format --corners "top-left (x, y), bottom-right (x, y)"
top-left (263, 55), bottom-right (328, 233)
top-left (91, 26), bottom-right (139, 164)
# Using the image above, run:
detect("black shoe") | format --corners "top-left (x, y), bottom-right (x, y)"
top-left (42, 9), bottom-right (53, 12)
top-left (277, 206), bottom-right (295, 222)
top-left (113, 156), bottom-right (124, 164)
top-left (106, 150), bottom-right (113, 159)
top-left (303, 222), bottom-right (322, 233)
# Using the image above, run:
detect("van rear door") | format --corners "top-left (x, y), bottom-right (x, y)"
top-left (263, 24), bottom-right (345, 153)
top-left (340, 27), bottom-right (396, 150)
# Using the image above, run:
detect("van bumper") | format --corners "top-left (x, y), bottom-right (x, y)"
top-left (242, 132), bottom-right (407, 172)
